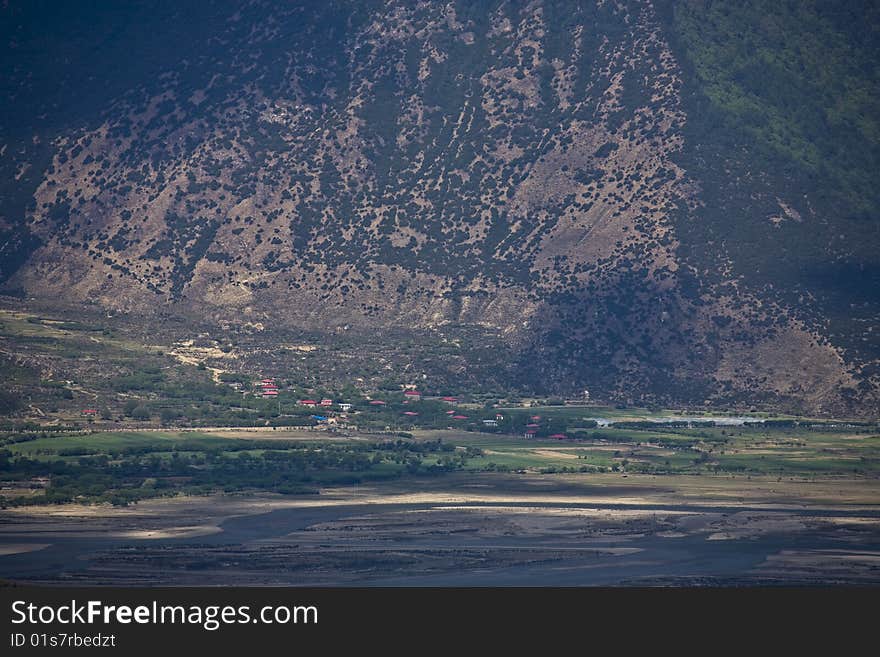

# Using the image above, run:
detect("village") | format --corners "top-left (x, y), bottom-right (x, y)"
top-left (64, 367), bottom-right (809, 440)
top-left (220, 376), bottom-right (583, 439)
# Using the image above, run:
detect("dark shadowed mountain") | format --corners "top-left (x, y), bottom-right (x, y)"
top-left (1, 0), bottom-right (878, 415)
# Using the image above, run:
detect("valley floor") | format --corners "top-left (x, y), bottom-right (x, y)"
top-left (2, 472), bottom-right (878, 586)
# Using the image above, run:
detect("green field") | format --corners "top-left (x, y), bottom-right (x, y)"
top-left (415, 425), bottom-right (880, 478)
top-left (6, 431), bottom-right (241, 456)
top-left (0, 427), bottom-right (471, 506)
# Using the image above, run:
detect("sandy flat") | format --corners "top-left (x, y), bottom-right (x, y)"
top-left (531, 449), bottom-right (581, 460)
top-left (116, 525), bottom-right (223, 539)
top-left (10, 474), bottom-right (879, 518)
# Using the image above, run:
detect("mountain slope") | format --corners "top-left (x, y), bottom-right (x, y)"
top-left (1, 0), bottom-right (877, 415)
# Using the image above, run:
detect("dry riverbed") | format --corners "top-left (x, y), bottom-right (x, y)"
top-left (1, 473), bottom-right (878, 586)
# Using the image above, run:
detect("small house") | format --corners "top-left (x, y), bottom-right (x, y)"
top-left (403, 390), bottom-right (422, 401)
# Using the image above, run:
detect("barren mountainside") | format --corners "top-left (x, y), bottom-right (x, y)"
top-left (1, 0), bottom-right (878, 414)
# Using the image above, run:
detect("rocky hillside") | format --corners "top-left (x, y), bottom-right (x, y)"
top-left (1, 0), bottom-right (877, 414)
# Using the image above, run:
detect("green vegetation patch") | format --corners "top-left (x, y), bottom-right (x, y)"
top-left (0, 431), bottom-right (474, 507)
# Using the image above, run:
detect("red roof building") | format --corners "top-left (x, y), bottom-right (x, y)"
top-left (320, 399), bottom-right (333, 406)
top-left (402, 411), bottom-right (419, 416)
top-left (263, 390), bottom-right (278, 397)
top-left (549, 433), bottom-right (567, 440)
top-left (403, 390), bottom-right (422, 400)
top-left (300, 399), bottom-right (317, 406)
top-left (81, 409), bottom-right (98, 415)
top-left (452, 415), bottom-right (468, 420)
top-left (525, 430), bottom-right (537, 437)
top-left (369, 400), bottom-right (387, 406)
